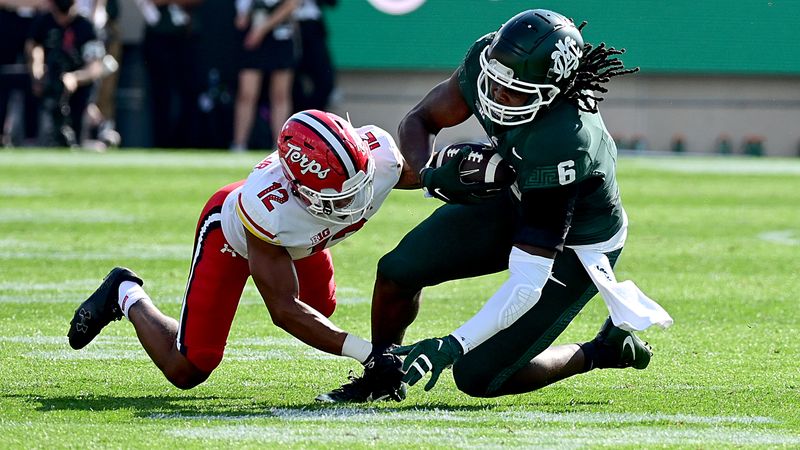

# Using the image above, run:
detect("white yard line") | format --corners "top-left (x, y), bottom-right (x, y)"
top-left (622, 157), bottom-right (800, 175)
top-left (0, 186), bottom-right (47, 197)
top-left (166, 424), bottom-right (800, 448)
top-left (151, 407), bottom-right (778, 425)
top-left (0, 279), bottom-right (103, 290)
top-left (2, 334), bottom-right (337, 361)
top-left (0, 276), bottom-right (362, 308)
top-left (758, 230), bottom-right (799, 246)
top-left (333, 287), bottom-right (370, 304)
top-left (0, 335), bottom-right (306, 346)
top-left (0, 152), bottom-right (258, 169)
top-left (0, 209), bottom-right (134, 224)
top-left (0, 294), bottom-right (185, 304)
top-left (0, 335), bottom-right (137, 344)
top-left (0, 237), bottom-right (190, 259)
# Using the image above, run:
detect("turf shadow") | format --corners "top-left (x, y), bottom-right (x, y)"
top-left (11, 393), bottom-right (277, 417)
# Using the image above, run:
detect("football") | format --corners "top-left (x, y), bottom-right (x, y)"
top-left (430, 142), bottom-right (516, 186)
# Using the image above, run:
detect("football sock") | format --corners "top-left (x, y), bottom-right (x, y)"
top-left (342, 333), bottom-right (373, 363)
top-left (581, 338), bottom-right (626, 370)
top-left (118, 281), bottom-right (150, 319)
top-left (578, 341), bottom-right (597, 371)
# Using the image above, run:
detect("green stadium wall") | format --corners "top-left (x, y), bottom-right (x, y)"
top-left (326, 0), bottom-right (800, 75)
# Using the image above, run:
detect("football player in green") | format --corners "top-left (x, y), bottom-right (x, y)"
top-left (317, 9), bottom-right (671, 402)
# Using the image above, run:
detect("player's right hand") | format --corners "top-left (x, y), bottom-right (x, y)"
top-left (419, 147), bottom-right (488, 204)
top-left (391, 335), bottom-right (463, 391)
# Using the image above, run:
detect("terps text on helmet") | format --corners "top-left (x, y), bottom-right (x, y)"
top-left (285, 143), bottom-right (330, 179)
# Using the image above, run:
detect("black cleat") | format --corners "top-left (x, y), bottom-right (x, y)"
top-left (316, 351), bottom-right (407, 403)
top-left (592, 317), bottom-right (652, 370)
top-left (67, 267), bottom-right (143, 350)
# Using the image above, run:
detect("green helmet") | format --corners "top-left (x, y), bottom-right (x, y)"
top-left (477, 9), bottom-right (584, 125)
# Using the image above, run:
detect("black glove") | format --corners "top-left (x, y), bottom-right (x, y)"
top-left (420, 147), bottom-right (494, 204)
top-left (363, 344), bottom-right (403, 378)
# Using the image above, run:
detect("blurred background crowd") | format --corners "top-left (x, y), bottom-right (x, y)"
top-left (0, 0), bottom-right (337, 151)
top-left (1, 0), bottom-right (799, 156)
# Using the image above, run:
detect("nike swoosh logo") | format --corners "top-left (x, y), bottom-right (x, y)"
top-left (459, 169), bottom-right (480, 177)
top-left (432, 188), bottom-right (451, 202)
top-left (511, 147), bottom-right (522, 159)
top-left (623, 336), bottom-right (635, 361)
top-left (436, 339), bottom-right (443, 351)
top-left (366, 393), bottom-right (389, 402)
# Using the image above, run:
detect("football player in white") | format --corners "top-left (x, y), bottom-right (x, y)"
top-left (68, 110), bottom-right (413, 398)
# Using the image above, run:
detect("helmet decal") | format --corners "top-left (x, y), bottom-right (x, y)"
top-left (551, 36), bottom-right (582, 82)
top-left (290, 111), bottom-right (361, 178)
top-left (282, 141), bottom-right (331, 179)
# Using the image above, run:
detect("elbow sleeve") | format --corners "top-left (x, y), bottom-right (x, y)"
top-left (452, 247), bottom-right (553, 353)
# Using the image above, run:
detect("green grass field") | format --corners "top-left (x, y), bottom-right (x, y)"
top-left (1, 150), bottom-right (799, 448)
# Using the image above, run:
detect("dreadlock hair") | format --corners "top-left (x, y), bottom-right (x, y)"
top-left (561, 21), bottom-right (640, 113)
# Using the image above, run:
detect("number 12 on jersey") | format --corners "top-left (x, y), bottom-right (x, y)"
top-left (258, 182), bottom-right (290, 211)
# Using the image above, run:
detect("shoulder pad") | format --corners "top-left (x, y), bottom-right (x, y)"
top-left (235, 185), bottom-right (283, 245)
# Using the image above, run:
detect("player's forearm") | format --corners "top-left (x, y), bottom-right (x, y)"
top-left (394, 160), bottom-right (422, 190)
top-left (268, 299), bottom-right (348, 355)
top-left (451, 247), bottom-right (553, 353)
top-left (397, 74), bottom-right (469, 179)
top-left (397, 112), bottom-right (435, 182)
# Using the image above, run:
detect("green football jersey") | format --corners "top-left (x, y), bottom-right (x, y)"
top-left (457, 35), bottom-right (623, 245)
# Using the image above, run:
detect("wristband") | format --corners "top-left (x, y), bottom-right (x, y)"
top-left (341, 333), bottom-right (372, 363)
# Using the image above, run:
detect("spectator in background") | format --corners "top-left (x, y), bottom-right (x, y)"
top-left (137, 0), bottom-right (202, 148)
top-left (0, 0), bottom-right (45, 147)
top-left (77, 0), bottom-right (122, 148)
top-left (291, 0), bottom-right (335, 112)
top-left (26, 0), bottom-right (105, 147)
top-left (231, 0), bottom-right (299, 152)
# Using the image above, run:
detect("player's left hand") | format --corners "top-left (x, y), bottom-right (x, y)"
top-left (390, 335), bottom-right (464, 391)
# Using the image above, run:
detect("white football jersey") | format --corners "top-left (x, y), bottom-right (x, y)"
top-left (220, 125), bottom-right (402, 260)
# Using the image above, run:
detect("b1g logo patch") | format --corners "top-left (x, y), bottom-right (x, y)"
top-left (310, 228), bottom-right (331, 245)
top-left (550, 36), bottom-right (582, 82)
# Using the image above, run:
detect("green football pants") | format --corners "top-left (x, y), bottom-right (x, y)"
top-left (378, 194), bottom-right (515, 288)
top-left (453, 247), bottom-right (621, 395)
top-left (378, 195), bottom-right (621, 396)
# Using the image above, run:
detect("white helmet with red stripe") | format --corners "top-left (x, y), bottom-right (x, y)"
top-left (278, 110), bottom-right (375, 224)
